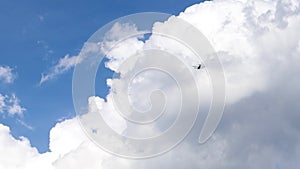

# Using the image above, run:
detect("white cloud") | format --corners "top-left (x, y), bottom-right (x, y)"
top-left (100, 22), bottom-right (145, 72)
top-left (0, 93), bottom-right (25, 117)
top-left (40, 42), bottom-right (100, 85)
top-left (0, 124), bottom-right (39, 169)
top-left (0, 117), bottom-right (124, 169)
top-left (40, 54), bottom-right (81, 85)
top-left (0, 94), bottom-right (6, 113)
top-left (0, 66), bottom-right (25, 117)
top-left (0, 65), bottom-right (15, 84)
top-left (7, 94), bottom-right (26, 117)
top-left (2, 0), bottom-right (300, 168)
top-left (40, 22), bottom-right (144, 85)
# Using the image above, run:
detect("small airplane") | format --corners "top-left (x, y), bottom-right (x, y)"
top-left (193, 64), bottom-right (205, 70)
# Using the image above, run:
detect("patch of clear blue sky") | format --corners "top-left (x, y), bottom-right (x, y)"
top-left (0, 0), bottom-right (205, 153)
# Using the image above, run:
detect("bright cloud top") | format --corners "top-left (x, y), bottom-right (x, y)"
top-left (1, 0), bottom-right (300, 168)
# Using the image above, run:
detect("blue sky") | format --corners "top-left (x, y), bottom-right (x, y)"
top-left (0, 0), bottom-right (205, 153)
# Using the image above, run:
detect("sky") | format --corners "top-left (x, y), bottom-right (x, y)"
top-left (1, 0), bottom-right (300, 169)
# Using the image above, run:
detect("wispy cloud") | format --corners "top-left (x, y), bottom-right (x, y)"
top-left (0, 94), bottom-right (6, 113)
top-left (39, 42), bottom-right (100, 85)
top-left (0, 66), bottom-right (15, 84)
top-left (16, 119), bottom-right (34, 130)
top-left (0, 66), bottom-right (25, 117)
top-left (0, 93), bottom-right (26, 117)
top-left (40, 54), bottom-right (81, 85)
top-left (38, 15), bottom-right (45, 22)
top-left (7, 94), bottom-right (26, 117)
top-left (37, 40), bottom-right (54, 59)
